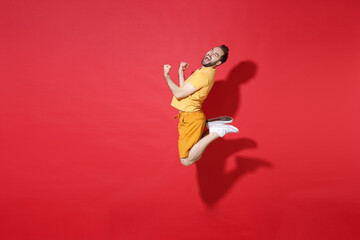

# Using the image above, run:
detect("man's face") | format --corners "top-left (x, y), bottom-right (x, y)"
top-left (201, 47), bottom-right (225, 67)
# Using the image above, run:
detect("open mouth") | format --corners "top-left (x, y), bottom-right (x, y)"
top-left (204, 55), bottom-right (211, 62)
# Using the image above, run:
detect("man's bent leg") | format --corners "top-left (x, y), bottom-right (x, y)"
top-left (180, 132), bottom-right (219, 166)
top-left (180, 124), bottom-right (239, 166)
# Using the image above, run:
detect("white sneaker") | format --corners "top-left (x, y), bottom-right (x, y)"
top-left (206, 116), bottom-right (233, 128)
top-left (209, 124), bottom-right (239, 137)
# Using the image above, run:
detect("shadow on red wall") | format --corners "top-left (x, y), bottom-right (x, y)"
top-left (197, 61), bottom-right (273, 207)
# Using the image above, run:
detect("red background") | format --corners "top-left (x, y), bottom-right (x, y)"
top-left (1, 0), bottom-right (360, 239)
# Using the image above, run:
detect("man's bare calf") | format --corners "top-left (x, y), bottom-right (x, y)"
top-left (180, 132), bottom-right (219, 166)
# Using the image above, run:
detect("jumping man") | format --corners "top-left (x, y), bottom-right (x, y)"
top-left (164, 45), bottom-right (238, 167)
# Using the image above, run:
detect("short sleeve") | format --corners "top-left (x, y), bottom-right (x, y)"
top-left (187, 72), bottom-right (208, 90)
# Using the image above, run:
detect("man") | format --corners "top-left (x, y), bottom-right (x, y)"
top-left (164, 45), bottom-right (238, 167)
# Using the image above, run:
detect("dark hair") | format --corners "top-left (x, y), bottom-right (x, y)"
top-left (219, 45), bottom-right (229, 64)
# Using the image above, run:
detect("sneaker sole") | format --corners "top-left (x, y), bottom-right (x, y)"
top-left (206, 116), bottom-right (233, 127)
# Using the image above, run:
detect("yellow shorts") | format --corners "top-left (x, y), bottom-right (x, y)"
top-left (176, 111), bottom-right (206, 158)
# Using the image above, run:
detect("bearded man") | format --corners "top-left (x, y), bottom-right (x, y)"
top-left (164, 45), bottom-right (238, 166)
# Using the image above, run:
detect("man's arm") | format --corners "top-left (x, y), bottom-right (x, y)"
top-left (164, 64), bottom-right (197, 100)
top-left (178, 62), bottom-right (189, 86)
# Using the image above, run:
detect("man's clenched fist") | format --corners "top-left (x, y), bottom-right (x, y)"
top-left (164, 64), bottom-right (171, 76)
top-left (179, 62), bottom-right (189, 71)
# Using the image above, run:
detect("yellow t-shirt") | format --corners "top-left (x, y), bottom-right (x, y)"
top-left (171, 67), bottom-right (216, 112)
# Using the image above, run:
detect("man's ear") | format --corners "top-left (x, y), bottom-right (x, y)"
top-left (215, 61), bottom-right (222, 67)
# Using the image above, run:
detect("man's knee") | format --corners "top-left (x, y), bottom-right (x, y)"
top-left (180, 157), bottom-right (194, 167)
